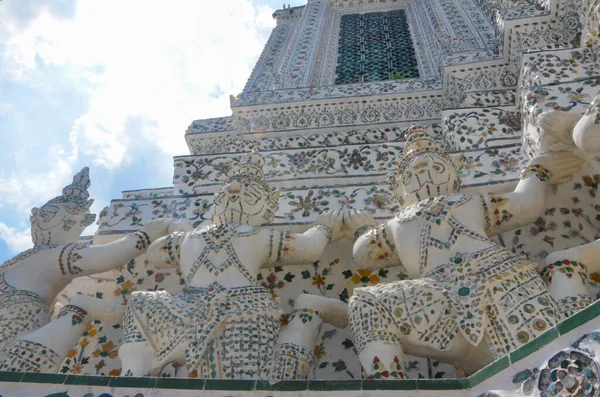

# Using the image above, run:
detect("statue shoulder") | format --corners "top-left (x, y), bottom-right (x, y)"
top-left (188, 223), bottom-right (262, 240)
top-left (395, 193), bottom-right (474, 224)
top-left (235, 224), bottom-right (262, 237)
top-left (1, 245), bottom-right (60, 270)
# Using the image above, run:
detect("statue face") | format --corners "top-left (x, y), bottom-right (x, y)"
top-left (395, 152), bottom-right (459, 206)
top-left (31, 201), bottom-right (96, 246)
top-left (212, 176), bottom-right (278, 226)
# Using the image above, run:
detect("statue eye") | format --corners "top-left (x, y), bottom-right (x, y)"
top-left (40, 210), bottom-right (53, 221)
top-left (432, 165), bottom-right (440, 171)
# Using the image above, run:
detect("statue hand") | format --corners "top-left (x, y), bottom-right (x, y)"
top-left (528, 151), bottom-right (585, 185)
top-left (142, 218), bottom-right (172, 243)
top-left (572, 97), bottom-right (600, 153)
top-left (538, 110), bottom-right (583, 147)
top-left (314, 209), bottom-right (344, 241)
top-left (168, 219), bottom-right (194, 234)
top-left (343, 208), bottom-right (378, 239)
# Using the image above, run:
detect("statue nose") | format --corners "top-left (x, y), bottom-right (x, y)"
top-left (226, 181), bottom-right (241, 194)
top-left (414, 158), bottom-right (430, 172)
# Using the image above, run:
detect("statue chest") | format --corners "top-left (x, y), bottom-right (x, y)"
top-left (393, 194), bottom-right (495, 275)
top-left (180, 224), bottom-right (262, 287)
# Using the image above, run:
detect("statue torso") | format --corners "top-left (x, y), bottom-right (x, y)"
top-left (0, 246), bottom-right (66, 304)
top-left (179, 223), bottom-right (266, 289)
top-left (390, 193), bottom-right (501, 278)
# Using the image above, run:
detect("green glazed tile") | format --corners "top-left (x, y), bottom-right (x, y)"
top-left (64, 375), bottom-right (111, 386)
top-left (309, 379), bottom-right (362, 391)
top-left (468, 355), bottom-right (510, 387)
top-left (20, 372), bottom-right (67, 384)
top-left (335, 10), bottom-right (419, 84)
top-left (509, 328), bottom-right (559, 364)
top-left (0, 371), bottom-right (24, 383)
top-left (108, 376), bottom-right (157, 389)
top-left (257, 380), bottom-right (308, 391)
top-left (417, 378), bottom-right (469, 390)
top-left (362, 379), bottom-right (417, 390)
top-left (557, 302), bottom-right (600, 336)
top-left (204, 379), bottom-right (256, 391)
top-left (155, 377), bottom-right (205, 390)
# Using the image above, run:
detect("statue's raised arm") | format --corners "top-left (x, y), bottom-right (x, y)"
top-left (346, 126), bottom-right (585, 380)
top-left (0, 167), bottom-right (170, 373)
top-left (261, 209), bottom-right (344, 268)
top-left (481, 150), bottom-right (584, 236)
top-left (119, 150), bottom-right (348, 381)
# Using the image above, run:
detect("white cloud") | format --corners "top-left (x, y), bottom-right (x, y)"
top-left (0, 222), bottom-right (32, 254)
top-left (0, 140), bottom-right (78, 215)
top-left (2, 0), bottom-right (276, 167)
top-left (0, 0), bottom-right (276, 255)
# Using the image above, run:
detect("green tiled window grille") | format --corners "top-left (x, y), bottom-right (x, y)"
top-left (335, 10), bottom-right (420, 85)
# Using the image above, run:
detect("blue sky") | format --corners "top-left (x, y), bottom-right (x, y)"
top-left (0, 0), bottom-right (306, 262)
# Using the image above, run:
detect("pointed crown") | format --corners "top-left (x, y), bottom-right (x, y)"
top-left (228, 149), bottom-right (267, 182)
top-left (62, 167), bottom-right (91, 201)
top-left (45, 167), bottom-right (94, 214)
top-left (401, 126), bottom-right (449, 162)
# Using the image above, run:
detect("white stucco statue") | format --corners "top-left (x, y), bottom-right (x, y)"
top-left (119, 151), bottom-right (348, 380)
top-left (344, 127), bottom-right (585, 379)
top-left (538, 96), bottom-right (600, 153)
top-left (0, 167), bottom-right (170, 373)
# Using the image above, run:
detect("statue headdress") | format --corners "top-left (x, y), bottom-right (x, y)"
top-left (30, 167), bottom-right (95, 246)
top-left (31, 167), bottom-right (94, 220)
top-left (51, 167), bottom-right (95, 214)
top-left (222, 149), bottom-right (280, 208)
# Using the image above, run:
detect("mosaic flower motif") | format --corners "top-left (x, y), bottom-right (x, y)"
top-left (92, 341), bottom-right (119, 359)
top-left (364, 190), bottom-right (390, 210)
top-left (289, 152), bottom-right (313, 170)
top-left (538, 351), bottom-right (600, 397)
top-left (287, 190), bottom-right (329, 219)
top-left (314, 345), bottom-right (325, 359)
top-left (312, 274), bottom-right (327, 288)
top-left (260, 272), bottom-right (286, 298)
top-left (350, 269), bottom-right (381, 285)
top-left (582, 174), bottom-right (600, 197)
top-left (113, 280), bottom-right (136, 298)
top-left (491, 152), bottom-right (522, 174)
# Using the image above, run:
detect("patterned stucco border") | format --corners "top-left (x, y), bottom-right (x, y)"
top-left (0, 298), bottom-right (599, 392)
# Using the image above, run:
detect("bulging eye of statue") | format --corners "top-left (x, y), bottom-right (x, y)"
top-left (432, 162), bottom-right (446, 173)
top-left (63, 219), bottom-right (76, 231)
top-left (40, 206), bottom-right (59, 222)
top-left (40, 211), bottom-right (52, 222)
top-left (243, 184), bottom-right (262, 205)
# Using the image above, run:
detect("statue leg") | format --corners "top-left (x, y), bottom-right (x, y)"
top-left (270, 294), bottom-right (348, 381)
top-left (119, 297), bottom-right (161, 377)
top-left (540, 259), bottom-right (593, 319)
top-left (119, 342), bottom-right (160, 377)
top-left (348, 282), bottom-right (494, 378)
top-left (0, 295), bottom-right (123, 373)
top-left (348, 291), bottom-right (406, 380)
top-left (539, 240), bottom-right (600, 318)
